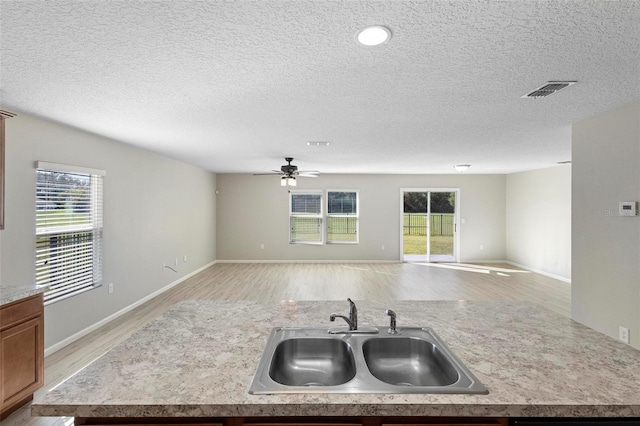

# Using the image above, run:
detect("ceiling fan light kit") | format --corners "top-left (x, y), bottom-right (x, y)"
top-left (454, 164), bottom-right (471, 172)
top-left (281, 176), bottom-right (297, 187)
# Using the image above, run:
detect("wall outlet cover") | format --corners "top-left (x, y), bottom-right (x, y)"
top-left (619, 326), bottom-right (630, 344)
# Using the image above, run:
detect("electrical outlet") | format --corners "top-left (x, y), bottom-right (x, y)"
top-left (381, 244), bottom-right (385, 250)
top-left (108, 283), bottom-right (114, 294)
top-left (183, 255), bottom-right (187, 262)
top-left (175, 258), bottom-right (178, 266)
top-left (619, 326), bottom-right (630, 344)
top-left (260, 243), bottom-right (265, 250)
top-left (480, 245), bottom-right (484, 250)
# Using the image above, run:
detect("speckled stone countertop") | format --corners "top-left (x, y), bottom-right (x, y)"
top-left (32, 300), bottom-right (640, 419)
top-left (0, 284), bottom-right (48, 306)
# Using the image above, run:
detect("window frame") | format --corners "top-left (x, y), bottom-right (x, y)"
top-left (35, 161), bottom-right (105, 305)
top-left (326, 190), bottom-right (359, 245)
top-left (289, 189), bottom-right (324, 245)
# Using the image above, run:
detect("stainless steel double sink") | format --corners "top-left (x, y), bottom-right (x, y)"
top-left (248, 327), bottom-right (488, 394)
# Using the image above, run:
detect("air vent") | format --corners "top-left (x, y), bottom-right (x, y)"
top-left (0, 109), bottom-right (17, 118)
top-left (521, 81), bottom-right (577, 98)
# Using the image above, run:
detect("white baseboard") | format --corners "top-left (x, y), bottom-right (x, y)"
top-left (44, 260), bottom-right (217, 356)
top-left (215, 259), bottom-right (399, 264)
top-left (505, 261), bottom-right (571, 283)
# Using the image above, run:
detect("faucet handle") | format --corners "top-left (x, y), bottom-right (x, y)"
top-left (385, 309), bottom-right (399, 335)
top-left (346, 298), bottom-right (357, 330)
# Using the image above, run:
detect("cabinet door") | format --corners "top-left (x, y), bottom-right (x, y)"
top-left (384, 421), bottom-right (506, 426)
top-left (245, 424), bottom-right (361, 426)
top-left (0, 315), bottom-right (44, 410)
top-left (86, 424), bottom-right (221, 426)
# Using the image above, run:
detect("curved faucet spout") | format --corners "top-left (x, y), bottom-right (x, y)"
top-left (329, 313), bottom-right (356, 330)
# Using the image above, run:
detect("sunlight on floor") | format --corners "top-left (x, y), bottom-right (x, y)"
top-left (411, 262), bottom-right (532, 276)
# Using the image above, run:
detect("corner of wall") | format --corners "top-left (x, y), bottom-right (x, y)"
top-left (571, 102), bottom-right (640, 349)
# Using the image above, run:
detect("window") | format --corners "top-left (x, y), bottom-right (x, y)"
top-left (35, 162), bottom-right (105, 304)
top-left (327, 191), bottom-right (358, 244)
top-left (290, 191), bottom-right (323, 244)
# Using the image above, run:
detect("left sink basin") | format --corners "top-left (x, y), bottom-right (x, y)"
top-left (269, 338), bottom-right (356, 386)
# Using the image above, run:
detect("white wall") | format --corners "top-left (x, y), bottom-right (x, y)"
top-left (506, 165), bottom-right (571, 281)
top-left (572, 102), bottom-right (640, 349)
top-left (0, 114), bottom-right (217, 349)
top-left (216, 173), bottom-right (506, 262)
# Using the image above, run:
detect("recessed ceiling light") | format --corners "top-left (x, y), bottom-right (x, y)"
top-left (356, 26), bottom-right (391, 46)
top-left (454, 164), bottom-right (471, 172)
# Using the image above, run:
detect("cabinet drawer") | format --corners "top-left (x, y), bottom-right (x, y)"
top-left (0, 294), bottom-right (43, 331)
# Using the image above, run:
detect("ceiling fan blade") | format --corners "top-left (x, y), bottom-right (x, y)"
top-left (253, 172), bottom-right (284, 176)
top-left (297, 172), bottom-right (319, 177)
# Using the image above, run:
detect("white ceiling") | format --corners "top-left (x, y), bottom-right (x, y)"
top-left (1, 1), bottom-right (638, 174)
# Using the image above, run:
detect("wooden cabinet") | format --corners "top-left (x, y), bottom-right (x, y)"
top-left (0, 110), bottom-right (15, 230)
top-left (75, 417), bottom-right (508, 426)
top-left (0, 293), bottom-right (45, 420)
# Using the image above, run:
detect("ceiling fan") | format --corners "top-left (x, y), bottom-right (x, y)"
top-left (254, 157), bottom-right (320, 186)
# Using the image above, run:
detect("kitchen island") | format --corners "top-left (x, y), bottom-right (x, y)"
top-left (32, 300), bottom-right (640, 424)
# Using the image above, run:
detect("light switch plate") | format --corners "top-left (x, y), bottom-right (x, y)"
top-left (619, 201), bottom-right (637, 216)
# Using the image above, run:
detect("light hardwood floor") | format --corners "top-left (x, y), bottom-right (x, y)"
top-left (3, 262), bottom-right (571, 426)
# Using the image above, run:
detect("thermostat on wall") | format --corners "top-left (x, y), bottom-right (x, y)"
top-left (619, 201), bottom-right (638, 216)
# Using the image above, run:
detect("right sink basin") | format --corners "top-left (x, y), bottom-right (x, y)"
top-left (249, 326), bottom-right (488, 395)
top-left (362, 337), bottom-right (459, 387)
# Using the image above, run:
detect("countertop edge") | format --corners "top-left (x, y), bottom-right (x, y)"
top-left (31, 403), bottom-right (640, 419)
top-left (0, 284), bottom-right (49, 306)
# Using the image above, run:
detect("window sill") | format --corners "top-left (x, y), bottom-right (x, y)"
top-left (44, 283), bottom-right (101, 306)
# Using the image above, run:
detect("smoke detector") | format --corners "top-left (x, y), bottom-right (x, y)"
top-left (521, 81), bottom-right (577, 98)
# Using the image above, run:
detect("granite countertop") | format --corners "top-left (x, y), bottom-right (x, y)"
top-left (0, 284), bottom-right (48, 306)
top-left (32, 300), bottom-right (640, 419)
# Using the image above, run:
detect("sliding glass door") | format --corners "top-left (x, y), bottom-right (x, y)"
top-left (402, 189), bottom-right (458, 263)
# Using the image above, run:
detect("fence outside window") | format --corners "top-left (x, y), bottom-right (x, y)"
top-left (403, 213), bottom-right (454, 236)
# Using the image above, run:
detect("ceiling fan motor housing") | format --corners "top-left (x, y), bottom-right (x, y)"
top-left (281, 164), bottom-right (298, 174)
top-left (281, 158), bottom-right (297, 175)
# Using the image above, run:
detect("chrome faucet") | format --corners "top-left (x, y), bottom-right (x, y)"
top-left (385, 309), bottom-right (399, 334)
top-left (329, 298), bottom-right (358, 330)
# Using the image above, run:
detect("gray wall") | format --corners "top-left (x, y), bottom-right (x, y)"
top-left (216, 173), bottom-right (506, 262)
top-left (506, 165), bottom-right (571, 281)
top-left (572, 102), bottom-right (640, 349)
top-left (0, 114), bottom-right (217, 349)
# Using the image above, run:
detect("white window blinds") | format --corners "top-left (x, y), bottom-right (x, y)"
top-left (327, 191), bottom-right (358, 243)
top-left (35, 162), bottom-right (105, 304)
top-left (290, 192), bottom-right (323, 244)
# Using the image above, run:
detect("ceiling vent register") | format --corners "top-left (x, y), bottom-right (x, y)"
top-left (521, 81), bottom-right (577, 98)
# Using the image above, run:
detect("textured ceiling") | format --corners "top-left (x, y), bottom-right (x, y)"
top-left (1, 1), bottom-right (639, 174)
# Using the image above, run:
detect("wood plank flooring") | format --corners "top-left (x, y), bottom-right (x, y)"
top-left (2, 262), bottom-right (571, 426)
